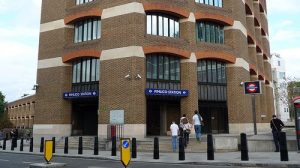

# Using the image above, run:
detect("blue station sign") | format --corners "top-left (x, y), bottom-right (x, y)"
top-left (63, 91), bottom-right (98, 99)
top-left (145, 89), bottom-right (189, 97)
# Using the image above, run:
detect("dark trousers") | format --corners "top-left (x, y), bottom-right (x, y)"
top-left (183, 131), bottom-right (189, 147)
top-left (272, 130), bottom-right (280, 151)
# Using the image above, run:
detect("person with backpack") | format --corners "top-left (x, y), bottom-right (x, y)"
top-left (192, 110), bottom-right (203, 141)
top-left (180, 114), bottom-right (191, 147)
top-left (270, 115), bottom-right (284, 152)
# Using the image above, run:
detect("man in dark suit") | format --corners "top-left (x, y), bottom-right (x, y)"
top-left (270, 115), bottom-right (284, 152)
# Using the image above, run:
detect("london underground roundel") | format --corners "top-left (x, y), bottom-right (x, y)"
top-left (244, 81), bottom-right (261, 95)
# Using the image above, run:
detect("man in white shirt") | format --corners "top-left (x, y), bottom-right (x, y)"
top-left (192, 110), bottom-right (203, 141)
top-left (170, 121), bottom-right (179, 152)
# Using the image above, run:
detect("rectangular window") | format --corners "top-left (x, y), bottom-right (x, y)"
top-left (158, 16), bottom-right (163, 36)
top-left (152, 15), bottom-right (157, 35)
top-left (91, 59), bottom-right (96, 81)
top-left (170, 19), bottom-right (175, 37)
top-left (158, 56), bottom-right (164, 79)
top-left (147, 15), bottom-right (152, 35)
top-left (87, 19), bottom-right (92, 41)
top-left (152, 56), bottom-right (158, 79)
top-left (97, 20), bottom-right (101, 39)
top-left (164, 56), bottom-right (169, 80)
top-left (175, 21), bottom-right (179, 38)
top-left (86, 59), bottom-right (91, 82)
top-left (83, 20), bottom-right (88, 41)
top-left (164, 17), bottom-right (169, 36)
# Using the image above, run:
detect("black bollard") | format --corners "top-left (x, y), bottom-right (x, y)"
top-left (153, 137), bottom-right (159, 159)
top-left (279, 132), bottom-right (289, 161)
top-left (52, 137), bottom-right (56, 153)
top-left (240, 133), bottom-right (249, 161)
top-left (3, 139), bottom-right (6, 150)
top-left (179, 137), bottom-right (185, 161)
top-left (11, 139), bottom-right (14, 151)
top-left (94, 137), bottom-right (99, 155)
top-left (207, 134), bottom-right (214, 160)
top-left (40, 137), bottom-right (44, 153)
top-left (111, 136), bottom-right (116, 156)
top-left (132, 138), bottom-right (137, 158)
top-left (20, 138), bottom-right (23, 151)
top-left (64, 137), bottom-right (68, 154)
top-left (13, 137), bottom-right (17, 148)
top-left (29, 138), bottom-right (33, 152)
top-left (78, 136), bottom-right (83, 155)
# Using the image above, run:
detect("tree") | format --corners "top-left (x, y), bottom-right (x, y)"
top-left (0, 91), bottom-right (13, 130)
top-left (287, 80), bottom-right (300, 119)
top-left (0, 91), bottom-right (5, 119)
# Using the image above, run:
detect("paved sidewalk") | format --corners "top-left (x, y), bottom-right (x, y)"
top-left (1, 141), bottom-right (300, 168)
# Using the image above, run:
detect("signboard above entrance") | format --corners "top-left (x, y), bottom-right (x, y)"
top-left (244, 81), bottom-right (262, 95)
top-left (145, 89), bottom-right (189, 97)
top-left (63, 91), bottom-right (98, 99)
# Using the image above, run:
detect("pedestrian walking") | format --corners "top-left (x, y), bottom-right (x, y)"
top-left (180, 114), bottom-right (191, 147)
top-left (170, 121), bottom-right (179, 152)
top-left (270, 115), bottom-right (284, 152)
top-left (192, 110), bottom-right (203, 141)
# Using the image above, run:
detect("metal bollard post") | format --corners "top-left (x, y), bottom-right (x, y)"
top-left (240, 133), bottom-right (249, 161)
top-left (207, 134), bottom-right (214, 160)
top-left (64, 137), bottom-right (68, 154)
top-left (94, 137), bottom-right (99, 155)
top-left (279, 132), bottom-right (289, 161)
top-left (20, 138), bottom-right (24, 151)
top-left (132, 138), bottom-right (137, 158)
top-left (29, 138), bottom-right (33, 152)
top-left (78, 136), bottom-right (83, 155)
top-left (111, 136), bottom-right (116, 156)
top-left (13, 137), bottom-right (17, 148)
top-left (52, 137), bottom-right (56, 153)
top-left (11, 139), bottom-right (14, 151)
top-left (3, 139), bottom-right (6, 150)
top-left (153, 137), bottom-right (159, 159)
top-left (40, 137), bottom-right (44, 153)
top-left (179, 137), bottom-right (185, 161)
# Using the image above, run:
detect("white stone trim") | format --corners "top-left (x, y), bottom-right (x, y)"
top-left (181, 53), bottom-right (196, 63)
top-left (266, 81), bottom-right (274, 88)
top-left (102, 2), bottom-right (145, 19)
top-left (262, 35), bottom-right (269, 41)
top-left (248, 44), bottom-right (256, 48)
top-left (226, 58), bottom-right (249, 71)
top-left (246, 15), bottom-right (254, 18)
top-left (180, 13), bottom-right (195, 23)
top-left (224, 21), bottom-right (247, 37)
top-left (40, 19), bottom-right (73, 33)
top-left (33, 124), bottom-right (71, 136)
top-left (229, 123), bottom-right (271, 134)
top-left (38, 57), bottom-right (71, 69)
top-left (100, 46), bottom-right (145, 61)
top-left (98, 124), bottom-right (146, 139)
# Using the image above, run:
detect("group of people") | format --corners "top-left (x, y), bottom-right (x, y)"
top-left (170, 110), bottom-right (203, 152)
top-left (170, 112), bottom-right (285, 152)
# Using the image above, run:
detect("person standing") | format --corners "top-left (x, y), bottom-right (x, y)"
top-left (180, 114), bottom-right (191, 147)
top-left (170, 121), bottom-right (179, 152)
top-left (192, 110), bottom-right (203, 141)
top-left (270, 115), bottom-right (284, 152)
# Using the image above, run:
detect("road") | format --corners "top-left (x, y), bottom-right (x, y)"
top-left (0, 152), bottom-right (257, 168)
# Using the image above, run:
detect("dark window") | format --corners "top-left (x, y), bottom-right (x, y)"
top-left (147, 13), bottom-right (180, 38)
top-left (196, 21), bottom-right (224, 44)
top-left (197, 60), bottom-right (227, 101)
top-left (74, 18), bottom-right (101, 43)
top-left (195, 0), bottom-right (223, 7)
top-left (76, 0), bottom-right (94, 5)
top-left (146, 54), bottom-right (180, 90)
top-left (72, 58), bottom-right (100, 92)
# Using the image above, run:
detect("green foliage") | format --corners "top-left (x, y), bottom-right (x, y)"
top-left (0, 91), bottom-right (5, 119)
top-left (287, 81), bottom-right (300, 119)
top-left (0, 91), bottom-right (13, 130)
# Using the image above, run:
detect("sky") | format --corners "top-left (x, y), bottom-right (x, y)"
top-left (0, 0), bottom-right (299, 102)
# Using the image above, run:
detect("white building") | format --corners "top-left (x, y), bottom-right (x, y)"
top-left (271, 54), bottom-right (290, 122)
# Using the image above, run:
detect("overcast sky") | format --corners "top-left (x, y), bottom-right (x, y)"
top-left (0, 0), bottom-right (299, 102)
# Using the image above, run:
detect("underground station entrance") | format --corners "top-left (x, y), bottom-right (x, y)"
top-left (71, 98), bottom-right (98, 136)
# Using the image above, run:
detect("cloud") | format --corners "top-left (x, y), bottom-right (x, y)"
top-left (0, 0), bottom-right (41, 102)
top-left (275, 48), bottom-right (300, 79)
top-left (272, 29), bottom-right (300, 41)
top-left (267, 0), bottom-right (300, 13)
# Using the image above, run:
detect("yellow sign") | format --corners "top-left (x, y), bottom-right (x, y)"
top-left (44, 140), bottom-right (53, 163)
top-left (120, 138), bottom-right (131, 167)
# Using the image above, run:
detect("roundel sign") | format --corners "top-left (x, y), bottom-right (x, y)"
top-left (244, 81), bottom-right (262, 95)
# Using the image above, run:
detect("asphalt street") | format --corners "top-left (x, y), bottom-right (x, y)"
top-left (0, 152), bottom-right (255, 168)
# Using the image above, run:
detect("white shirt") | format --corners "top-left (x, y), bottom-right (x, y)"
top-left (193, 114), bottom-right (202, 125)
top-left (170, 123), bottom-right (179, 136)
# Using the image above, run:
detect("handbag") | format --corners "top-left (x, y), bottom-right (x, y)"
top-left (185, 128), bottom-right (191, 134)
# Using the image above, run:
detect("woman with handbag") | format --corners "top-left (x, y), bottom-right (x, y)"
top-left (180, 114), bottom-right (191, 147)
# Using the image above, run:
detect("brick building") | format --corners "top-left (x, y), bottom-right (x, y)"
top-left (34, 0), bottom-right (274, 139)
top-left (6, 95), bottom-right (35, 129)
